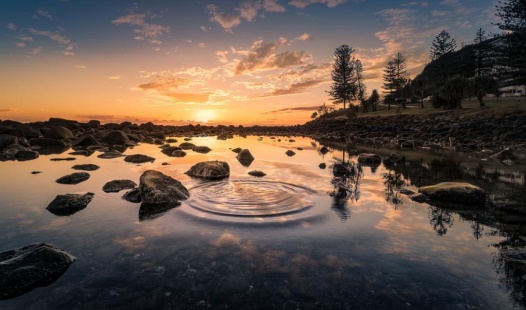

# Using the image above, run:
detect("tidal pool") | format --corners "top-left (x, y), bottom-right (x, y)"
top-left (1, 135), bottom-right (525, 309)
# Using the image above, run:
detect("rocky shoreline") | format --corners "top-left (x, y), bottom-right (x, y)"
top-left (1, 108), bottom-right (525, 161)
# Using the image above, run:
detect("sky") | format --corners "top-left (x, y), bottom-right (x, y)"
top-left (0, 0), bottom-right (501, 126)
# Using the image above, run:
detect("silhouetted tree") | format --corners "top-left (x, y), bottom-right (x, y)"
top-left (328, 45), bottom-right (358, 110)
top-left (495, 0), bottom-right (526, 85)
top-left (470, 76), bottom-right (498, 107)
top-left (382, 60), bottom-right (397, 110)
top-left (439, 76), bottom-right (469, 109)
top-left (367, 89), bottom-right (380, 112)
top-left (473, 28), bottom-right (493, 77)
top-left (355, 59), bottom-right (367, 111)
top-left (430, 30), bottom-right (457, 82)
top-left (393, 53), bottom-right (409, 108)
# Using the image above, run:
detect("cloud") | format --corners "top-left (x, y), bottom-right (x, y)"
top-left (138, 76), bottom-right (190, 91)
top-left (403, 1), bottom-right (429, 6)
top-left (234, 37), bottom-right (310, 75)
top-left (288, 0), bottom-right (349, 9)
top-left (6, 23), bottom-right (16, 30)
top-left (216, 50), bottom-right (229, 63)
top-left (75, 65), bottom-right (87, 69)
top-left (200, 25), bottom-right (211, 32)
top-left (29, 47), bottom-right (43, 55)
top-left (264, 105), bottom-right (320, 114)
top-left (28, 28), bottom-right (75, 54)
top-left (108, 75), bottom-right (121, 80)
top-left (207, 1), bottom-right (286, 32)
top-left (198, 42), bottom-right (207, 48)
top-left (34, 10), bottom-right (53, 20)
top-left (258, 79), bottom-right (325, 97)
top-left (164, 92), bottom-right (211, 103)
top-left (19, 35), bottom-right (33, 42)
top-left (112, 13), bottom-right (169, 45)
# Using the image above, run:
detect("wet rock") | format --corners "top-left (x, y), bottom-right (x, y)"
top-left (319, 163), bottom-right (326, 169)
top-left (68, 150), bottom-right (92, 156)
top-left (124, 154), bottom-right (155, 163)
top-left (14, 150), bottom-right (40, 161)
top-left (319, 146), bottom-right (329, 154)
top-left (31, 171), bottom-right (42, 174)
top-left (102, 179), bottom-right (137, 193)
top-left (172, 150), bottom-right (186, 157)
top-left (97, 150), bottom-right (124, 159)
top-left (161, 146), bottom-right (182, 156)
top-left (122, 188), bottom-right (141, 203)
top-left (46, 192), bottom-right (94, 216)
top-left (357, 153), bottom-right (381, 165)
top-left (166, 138), bottom-right (178, 143)
top-left (418, 182), bottom-right (486, 208)
top-left (192, 146), bottom-right (212, 154)
top-left (72, 134), bottom-right (99, 148)
top-left (0, 134), bottom-right (18, 149)
top-left (72, 164), bottom-right (100, 171)
top-left (101, 130), bottom-right (129, 146)
top-left (139, 202), bottom-right (180, 221)
top-left (231, 147), bottom-right (242, 153)
top-left (248, 170), bottom-right (266, 177)
top-left (162, 162), bottom-right (169, 165)
top-left (236, 149), bottom-right (254, 167)
top-left (179, 142), bottom-right (196, 150)
top-left (185, 161), bottom-right (230, 180)
top-left (0, 243), bottom-right (76, 300)
top-left (139, 170), bottom-right (190, 203)
top-left (44, 126), bottom-right (74, 140)
top-left (409, 193), bottom-right (427, 203)
top-left (10, 125), bottom-right (41, 139)
top-left (56, 172), bottom-right (90, 184)
top-left (29, 138), bottom-right (68, 149)
top-left (285, 150), bottom-right (296, 157)
top-left (3, 144), bottom-right (30, 156)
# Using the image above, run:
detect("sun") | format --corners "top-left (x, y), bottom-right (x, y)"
top-left (195, 109), bottom-right (216, 123)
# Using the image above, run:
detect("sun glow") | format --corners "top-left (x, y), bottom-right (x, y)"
top-left (195, 109), bottom-right (216, 123)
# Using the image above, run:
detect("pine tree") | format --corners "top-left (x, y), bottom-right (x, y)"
top-left (430, 30), bottom-right (457, 82)
top-left (473, 28), bottom-right (493, 77)
top-left (328, 45), bottom-right (357, 110)
top-left (393, 52), bottom-right (409, 108)
top-left (382, 60), bottom-right (396, 110)
top-left (355, 59), bottom-right (367, 111)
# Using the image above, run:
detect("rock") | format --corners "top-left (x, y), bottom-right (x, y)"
top-left (387, 153), bottom-right (402, 163)
top-left (44, 126), bottom-right (74, 140)
top-left (139, 202), bottom-right (180, 221)
top-left (10, 125), bottom-right (41, 139)
top-left (56, 172), bottom-right (90, 184)
top-left (139, 170), bottom-right (189, 203)
top-left (248, 170), bottom-right (266, 177)
top-left (50, 157), bottom-right (76, 161)
top-left (97, 150), bottom-right (124, 159)
top-left (179, 142), bottom-right (195, 150)
top-left (166, 138), bottom-right (178, 143)
top-left (236, 149), bottom-right (254, 167)
top-left (101, 130), bottom-right (129, 146)
top-left (72, 134), bottom-right (99, 148)
top-left (418, 182), bottom-right (486, 208)
top-left (124, 154), bottom-right (155, 163)
top-left (161, 146), bottom-right (182, 156)
top-left (357, 153), bottom-right (381, 165)
top-left (72, 164), bottom-right (100, 171)
top-left (0, 243), bottom-right (76, 300)
top-left (172, 150), bottom-right (186, 157)
top-left (285, 150), bottom-right (296, 157)
top-left (14, 150), bottom-right (40, 161)
top-left (31, 171), bottom-right (42, 174)
top-left (102, 179), bottom-right (137, 193)
top-left (409, 193), bottom-right (427, 203)
top-left (29, 138), bottom-right (68, 149)
top-left (0, 134), bottom-right (18, 149)
top-left (3, 144), bottom-right (30, 156)
top-left (319, 146), bottom-right (329, 155)
top-left (231, 147), bottom-right (242, 153)
top-left (122, 188), bottom-right (141, 203)
top-left (185, 161), bottom-right (230, 180)
top-left (319, 163), bottom-right (326, 169)
top-left (162, 162), bottom-right (169, 165)
top-left (68, 150), bottom-right (92, 156)
top-left (192, 146), bottom-right (212, 154)
top-left (46, 192), bottom-right (94, 216)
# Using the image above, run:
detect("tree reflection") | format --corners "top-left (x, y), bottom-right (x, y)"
top-left (329, 150), bottom-right (363, 222)
top-left (428, 206), bottom-right (454, 236)
top-left (382, 169), bottom-right (407, 209)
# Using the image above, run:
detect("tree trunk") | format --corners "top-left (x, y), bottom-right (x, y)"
top-left (477, 94), bottom-right (485, 107)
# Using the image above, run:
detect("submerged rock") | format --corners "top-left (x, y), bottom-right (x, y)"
top-left (192, 146), bottom-right (212, 154)
top-left (285, 150), bottom-right (296, 157)
top-left (71, 164), bottom-right (100, 171)
top-left (122, 187), bottom-right (141, 203)
top-left (139, 170), bottom-right (189, 203)
top-left (172, 150), bottom-right (186, 157)
top-left (161, 146), bottom-right (182, 156)
top-left (97, 150), bottom-right (124, 159)
top-left (409, 193), bottom-right (427, 203)
top-left (231, 147), bottom-right (242, 153)
top-left (124, 154), bottom-right (155, 163)
top-left (319, 146), bottom-right (329, 155)
top-left (0, 243), bottom-right (76, 300)
top-left (139, 202), bottom-right (180, 221)
top-left (14, 150), bottom-right (40, 161)
top-left (56, 172), bottom-right (90, 184)
top-left (185, 161), bottom-right (230, 180)
top-left (46, 192), bottom-right (94, 216)
top-left (50, 157), bottom-right (76, 161)
top-left (357, 153), bottom-right (381, 165)
top-left (236, 149), bottom-right (254, 167)
top-left (102, 179), bottom-right (137, 193)
top-left (179, 142), bottom-right (195, 150)
top-left (319, 163), bottom-right (327, 169)
top-left (418, 182), bottom-right (486, 208)
top-left (248, 170), bottom-right (266, 177)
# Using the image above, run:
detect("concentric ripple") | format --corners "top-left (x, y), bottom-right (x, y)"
top-left (185, 179), bottom-right (317, 218)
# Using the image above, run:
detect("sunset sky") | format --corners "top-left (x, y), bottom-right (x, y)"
top-left (1, 0), bottom-right (501, 125)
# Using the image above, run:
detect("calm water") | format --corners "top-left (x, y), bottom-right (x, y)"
top-left (1, 135), bottom-right (525, 309)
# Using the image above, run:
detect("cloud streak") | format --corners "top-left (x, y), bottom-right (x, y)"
top-left (112, 13), bottom-right (169, 45)
top-left (28, 28), bottom-right (75, 55)
top-left (207, 0), bottom-right (286, 32)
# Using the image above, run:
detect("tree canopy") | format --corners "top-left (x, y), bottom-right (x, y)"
top-left (328, 45), bottom-right (358, 110)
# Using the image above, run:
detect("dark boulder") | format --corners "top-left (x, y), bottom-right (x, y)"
top-left (139, 202), bottom-right (180, 221)
top-left (357, 153), bottom-right (381, 165)
top-left (236, 149), bottom-right (254, 167)
top-left (56, 172), bottom-right (90, 184)
top-left (172, 150), bottom-right (186, 157)
top-left (231, 147), bottom-right (242, 153)
top-left (14, 150), bottom-right (40, 161)
top-left (102, 179), bottom-right (137, 193)
top-left (72, 164), bottom-right (100, 171)
top-left (0, 134), bottom-right (18, 149)
top-left (185, 161), bottom-right (230, 180)
top-left (97, 150), bottom-right (124, 159)
top-left (124, 154), bottom-right (155, 163)
top-left (46, 192), bottom-right (94, 216)
top-left (161, 146), bottom-right (182, 156)
top-left (101, 130), bottom-right (129, 146)
top-left (44, 126), bottom-right (74, 140)
top-left (418, 182), bottom-right (486, 208)
top-left (248, 170), bottom-right (266, 177)
top-left (192, 146), bottom-right (212, 154)
top-left (72, 134), bottom-right (99, 148)
top-left (285, 150), bottom-right (296, 157)
top-left (29, 138), bottom-right (68, 149)
top-left (122, 188), bottom-right (141, 203)
top-left (139, 170), bottom-right (189, 204)
top-left (179, 142), bottom-right (195, 150)
top-left (0, 243), bottom-right (76, 300)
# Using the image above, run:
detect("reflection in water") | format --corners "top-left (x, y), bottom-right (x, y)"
top-left (329, 150), bottom-right (364, 221)
top-left (382, 169), bottom-right (408, 209)
top-left (428, 206), bottom-right (454, 236)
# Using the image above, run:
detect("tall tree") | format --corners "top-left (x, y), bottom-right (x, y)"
top-left (393, 52), bottom-right (409, 108)
top-left (328, 45), bottom-right (357, 110)
top-left (430, 30), bottom-right (457, 82)
top-left (382, 60), bottom-right (396, 110)
top-left (355, 59), bottom-right (367, 112)
top-left (473, 28), bottom-right (492, 77)
top-left (495, 0), bottom-right (526, 85)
